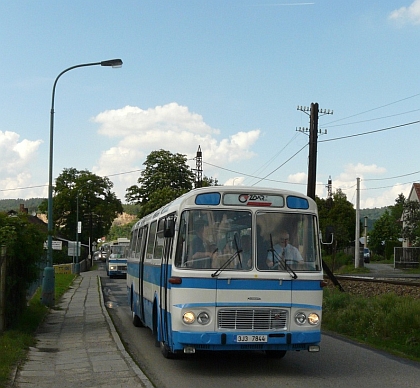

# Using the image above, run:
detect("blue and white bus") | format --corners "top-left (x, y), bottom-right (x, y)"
top-left (106, 238), bottom-right (129, 278)
top-left (127, 186), bottom-right (325, 359)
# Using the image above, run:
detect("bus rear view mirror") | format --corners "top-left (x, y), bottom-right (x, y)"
top-left (321, 225), bottom-right (334, 245)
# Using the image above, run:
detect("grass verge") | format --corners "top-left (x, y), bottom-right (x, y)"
top-left (323, 287), bottom-right (420, 361)
top-left (0, 273), bottom-right (76, 387)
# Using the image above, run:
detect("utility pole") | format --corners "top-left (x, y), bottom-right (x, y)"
top-left (194, 145), bottom-right (203, 188)
top-left (326, 176), bottom-right (333, 209)
top-left (355, 177), bottom-right (363, 268)
top-left (297, 104), bottom-right (344, 291)
top-left (297, 103), bottom-right (332, 199)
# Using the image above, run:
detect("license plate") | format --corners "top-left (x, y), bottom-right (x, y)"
top-left (235, 335), bottom-right (267, 343)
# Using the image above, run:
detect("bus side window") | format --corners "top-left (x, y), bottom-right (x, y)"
top-left (175, 218), bottom-right (187, 267)
top-left (146, 221), bottom-right (157, 261)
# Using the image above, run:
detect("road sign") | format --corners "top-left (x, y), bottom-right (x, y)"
top-left (68, 241), bottom-right (81, 256)
top-left (43, 240), bottom-right (63, 250)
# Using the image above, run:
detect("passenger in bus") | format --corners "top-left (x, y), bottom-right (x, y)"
top-left (238, 234), bottom-right (252, 269)
top-left (191, 221), bottom-right (214, 268)
top-left (266, 229), bottom-right (303, 269)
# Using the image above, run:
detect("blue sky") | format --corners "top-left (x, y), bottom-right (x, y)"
top-left (1, 0), bottom-right (420, 208)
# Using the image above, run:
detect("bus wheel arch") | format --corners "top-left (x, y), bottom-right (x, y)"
top-left (153, 300), bottom-right (159, 347)
top-left (130, 287), bottom-right (142, 327)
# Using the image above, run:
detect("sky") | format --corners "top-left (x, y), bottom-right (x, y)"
top-left (1, 1), bottom-right (420, 209)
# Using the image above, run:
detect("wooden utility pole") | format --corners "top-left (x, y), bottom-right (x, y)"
top-left (297, 103), bottom-right (333, 199)
top-left (307, 103), bottom-right (319, 199)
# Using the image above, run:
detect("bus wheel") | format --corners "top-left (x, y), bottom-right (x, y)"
top-left (265, 350), bottom-right (287, 359)
top-left (160, 341), bottom-right (176, 359)
top-left (131, 311), bottom-right (142, 327)
top-left (131, 297), bottom-right (143, 327)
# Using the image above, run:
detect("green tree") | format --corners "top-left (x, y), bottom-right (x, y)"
top-left (125, 150), bottom-right (195, 217)
top-left (39, 168), bottom-right (123, 250)
top-left (369, 209), bottom-right (400, 256)
top-left (0, 212), bottom-right (45, 327)
top-left (316, 189), bottom-right (355, 250)
top-left (368, 194), bottom-right (404, 256)
top-left (107, 220), bottom-right (137, 241)
top-left (401, 199), bottom-right (420, 246)
top-left (202, 176), bottom-right (220, 187)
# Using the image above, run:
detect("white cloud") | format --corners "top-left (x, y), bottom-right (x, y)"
top-left (389, 0), bottom-right (420, 25)
top-left (0, 130), bottom-right (42, 176)
top-left (91, 103), bottom-right (261, 199)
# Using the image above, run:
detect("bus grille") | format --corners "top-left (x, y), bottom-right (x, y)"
top-left (218, 309), bottom-right (287, 330)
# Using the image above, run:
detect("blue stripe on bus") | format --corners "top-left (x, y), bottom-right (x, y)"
top-left (127, 262), bottom-right (322, 291)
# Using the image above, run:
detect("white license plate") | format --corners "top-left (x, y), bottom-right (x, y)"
top-left (235, 335), bottom-right (267, 343)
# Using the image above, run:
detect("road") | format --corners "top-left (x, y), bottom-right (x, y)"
top-left (99, 264), bottom-right (420, 388)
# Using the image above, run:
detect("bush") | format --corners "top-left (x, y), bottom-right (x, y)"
top-left (0, 213), bottom-right (46, 328)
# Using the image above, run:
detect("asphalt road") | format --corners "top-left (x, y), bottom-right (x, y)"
top-left (100, 264), bottom-right (420, 388)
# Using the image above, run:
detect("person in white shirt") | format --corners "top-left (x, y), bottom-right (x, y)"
top-left (266, 229), bottom-right (303, 269)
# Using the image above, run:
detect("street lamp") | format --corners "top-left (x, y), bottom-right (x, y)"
top-left (75, 190), bottom-right (81, 275)
top-left (41, 59), bottom-right (123, 307)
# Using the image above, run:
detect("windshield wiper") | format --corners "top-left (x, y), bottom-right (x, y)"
top-left (211, 236), bottom-right (242, 277)
top-left (268, 234), bottom-right (297, 279)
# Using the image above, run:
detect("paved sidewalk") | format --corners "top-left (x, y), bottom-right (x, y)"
top-left (11, 270), bottom-right (153, 388)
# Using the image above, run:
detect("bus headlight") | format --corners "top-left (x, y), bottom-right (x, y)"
top-left (197, 312), bottom-right (210, 325)
top-left (295, 312), bottom-right (307, 325)
top-left (183, 311), bottom-right (196, 324)
top-left (308, 313), bottom-right (320, 325)
top-left (110, 266), bottom-right (116, 270)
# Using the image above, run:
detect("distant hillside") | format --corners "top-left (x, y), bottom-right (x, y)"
top-left (359, 207), bottom-right (389, 231)
top-left (0, 198), bottom-right (45, 214)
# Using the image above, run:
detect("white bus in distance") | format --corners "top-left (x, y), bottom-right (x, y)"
top-left (127, 186), bottom-right (325, 359)
top-left (106, 237), bottom-right (129, 278)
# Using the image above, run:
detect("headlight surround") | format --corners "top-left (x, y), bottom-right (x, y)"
top-left (183, 311), bottom-right (196, 324)
top-left (295, 312), bottom-right (307, 325)
top-left (197, 312), bottom-right (210, 325)
top-left (308, 313), bottom-right (320, 325)
top-left (109, 266), bottom-right (116, 270)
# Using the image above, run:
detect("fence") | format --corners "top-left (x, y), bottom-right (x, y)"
top-left (394, 247), bottom-right (420, 269)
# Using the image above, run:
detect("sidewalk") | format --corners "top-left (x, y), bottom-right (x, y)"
top-left (11, 270), bottom-right (153, 388)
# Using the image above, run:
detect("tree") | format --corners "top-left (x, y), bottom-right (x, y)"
top-left (401, 199), bottom-right (420, 246)
top-left (369, 209), bottom-right (400, 256)
top-left (0, 212), bottom-right (46, 327)
top-left (316, 189), bottom-right (355, 250)
top-left (39, 168), bottom-right (123, 250)
top-left (202, 176), bottom-right (220, 187)
top-left (368, 194), bottom-right (404, 256)
top-left (125, 150), bottom-right (195, 217)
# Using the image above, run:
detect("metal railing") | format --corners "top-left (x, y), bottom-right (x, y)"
top-left (394, 247), bottom-right (420, 269)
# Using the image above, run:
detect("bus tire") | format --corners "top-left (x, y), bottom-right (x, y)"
top-left (132, 311), bottom-right (142, 327)
top-left (131, 296), bottom-right (143, 327)
top-left (265, 350), bottom-right (287, 359)
top-left (160, 341), bottom-right (176, 359)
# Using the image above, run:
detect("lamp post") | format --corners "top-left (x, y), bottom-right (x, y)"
top-left (75, 191), bottom-right (80, 274)
top-left (41, 59), bottom-right (123, 307)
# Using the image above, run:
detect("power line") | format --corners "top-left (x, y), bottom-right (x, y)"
top-left (319, 120), bottom-right (420, 143)
top-left (323, 108), bottom-right (420, 129)
top-left (323, 93), bottom-right (420, 126)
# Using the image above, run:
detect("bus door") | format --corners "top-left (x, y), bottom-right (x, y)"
top-left (137, 226), bottom-right (148, 323)
top-left (158, 216), bottom-right (175, 345)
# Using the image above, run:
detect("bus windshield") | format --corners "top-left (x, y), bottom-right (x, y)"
top-left (174, 209), bottom-right (320, 271)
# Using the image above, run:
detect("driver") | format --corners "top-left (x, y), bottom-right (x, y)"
top-left (266, 230), bottom-right (303, 269)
